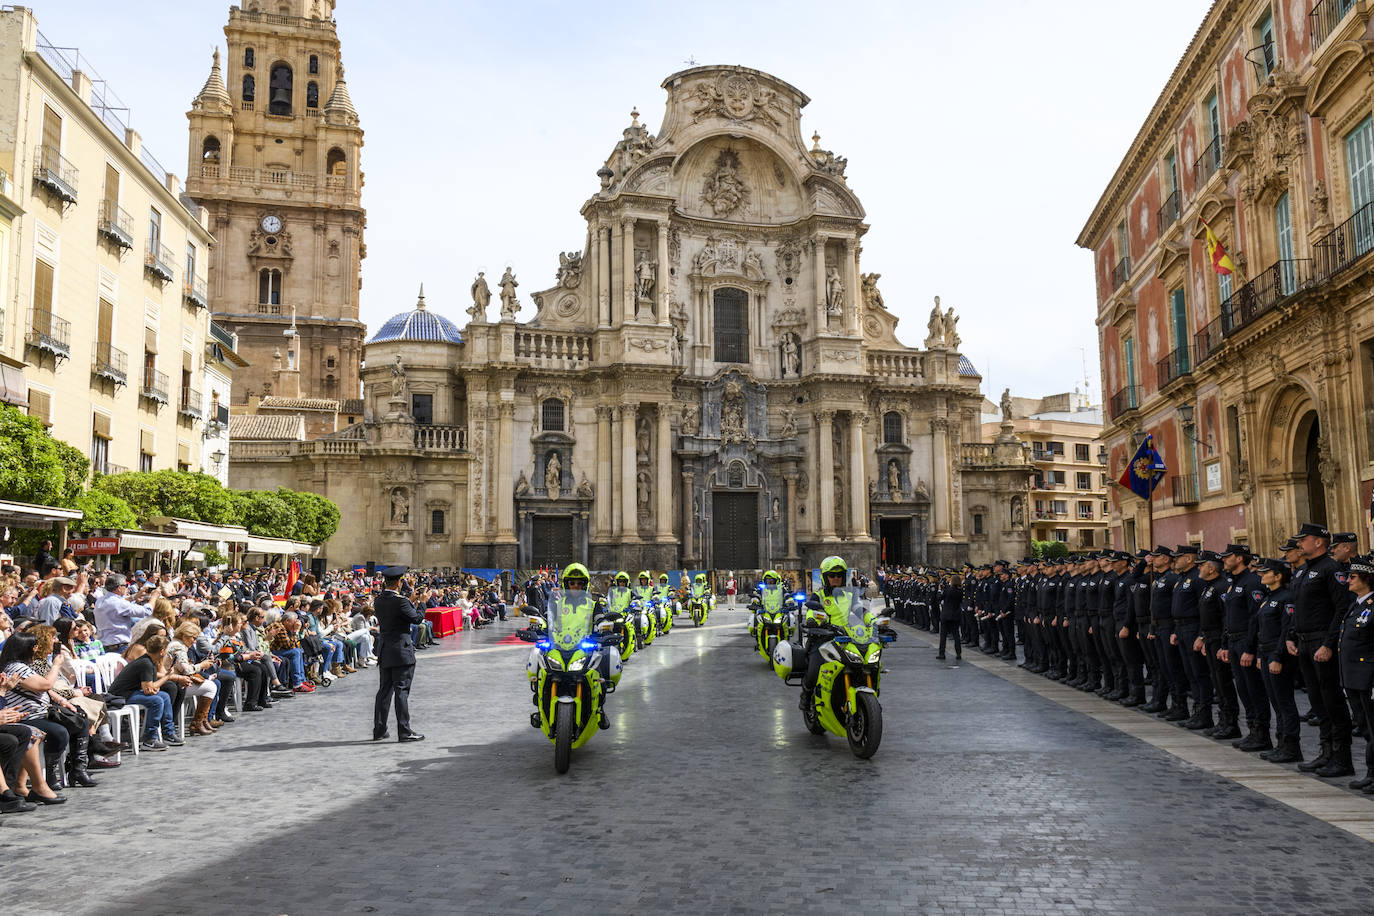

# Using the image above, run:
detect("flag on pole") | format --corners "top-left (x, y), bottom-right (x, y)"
top-left (1201, 219), bottom-right (1236, 275)
top-left (1117, 434), bottom-right (1168, 499)
top-left (284, 558), bottom-right (300, 598)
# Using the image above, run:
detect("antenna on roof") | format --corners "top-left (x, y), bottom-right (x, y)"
top-left (684, 55), bottom-right (698, 66)
top-left (1079, 348), bottom-right (1092, 406)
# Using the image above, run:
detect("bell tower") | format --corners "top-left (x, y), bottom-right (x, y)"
top-left (186, 0), bottom-right (365, 404)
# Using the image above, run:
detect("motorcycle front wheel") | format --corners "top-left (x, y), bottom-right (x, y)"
top-left (554, 702), bottom-right (574, 774)
top-left (846, 692), bottom-right (883, 759)
top-left (801, 695), bottom-right (825, 735)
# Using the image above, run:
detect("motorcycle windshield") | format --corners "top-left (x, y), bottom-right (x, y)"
top-left (547, 589), bottom-right (594, 651)
top-left (606, 587), bottom-right (631, 614)
top-left (834, 587), bottom-right (875, 645)
top-left (760, 584), bottom-right (784, 612)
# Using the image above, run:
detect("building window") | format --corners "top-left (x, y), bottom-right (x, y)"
top-left (258, 268), bottom-right (281, 305)
top-left (242, 74), bottom-right (255, 102)
top-left (882, 411), bottom-right (902, 445)
top-left (308, 54), bottom-right (319, 75)
top-left (1099, 473), bottom-right (1108, 488)
top-left (1077, 501), bottom-right (1094, 520)
top-left (1076, 472), bottom-right (1092, 490)
top-left (1045, 441), bottom-right (1064, 456)
top-left (268, 63), bottom-right (293, 116)
top-left (972, 513), bottom-right (984, 536)
top-left (148, 207), bottom-right (162, 252)
top-left (430, 509), bottom-right (445, 536)
top-left (1051, 499), bottom-right (1067, 516)
top-left (327, 148), bottom-right (346, 176)
top-left (1253, 11), bottom-right (1276, 80)
top-left (411, 393), bottom-right (433, 425)
top-left (244, 47), bottom-right (255, 68)
top-left (712, 287), bottom-right (749, 363)
top-left (1080, 529), bottom-right (1095, 547)
top-left (201, 136), bottom-right (220, 162)
top-left (1048, 470), bottom-right (1066, 486)
top-left (1275, 192), bottom-right (1295, 294)
top-left (541, 398), bottom-right (565, 432)
top-left (306, 82), bottom-right (319, 109)
top-left (26, 389), bottom-right (51, 426)
top-left (1074, 443), bottom-right (1090, 462)
top-left (91, 432), bottom-right (110, 476)
top-left (139, 451), bottom-right (153, 472)
top-left (1347, 116), bottom-right (1373, 221)
top-left (1053, 529), bottom-right (1069, 543)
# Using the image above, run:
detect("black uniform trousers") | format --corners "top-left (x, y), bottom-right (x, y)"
top-left (1228, 638), bottom-right (1269, 729)
top-left (374, 663), bottom-right (416, 736)
top-left (1295, 634), bottom-right (1352, 746)
top-left (1202, 632), bottom-right (1238, 718)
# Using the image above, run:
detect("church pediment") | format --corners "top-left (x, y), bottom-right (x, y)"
top-left (671, 137), bottom-right (805, 224)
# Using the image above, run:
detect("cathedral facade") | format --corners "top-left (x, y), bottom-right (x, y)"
top-left (229, 64), bottom-right (1031, 572)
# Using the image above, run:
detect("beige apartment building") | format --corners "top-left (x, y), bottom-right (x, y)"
top-left (0, 7), bottom-right (221, 477)
top-left (1079, 1), bottom-right (1374, 554)
top-left (982, 392), bottom-right (1109, 551)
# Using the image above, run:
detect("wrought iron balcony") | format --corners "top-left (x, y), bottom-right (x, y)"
top-left (33, 144), bottom-right (77, 203)
top-left (179, 387), bottom-right (203, 420)
top-left (206, 403), bottom-right (230, 430)
top-left (97, 200), bottom-right (134, 249)
top-left (26, 308), bottom-right (71, 361)
top-left (1312, 201), bottom-right (1374, 284)
top-left (1245, 40), bottom-right (1277, 84)
top-left (1193, 136), bottom-right (1222, 188)
top-left (141, 368), bottom-right (169, 404)
top-left (209, 322), bottom-right (236, 351)
top-left (92, 341), bottom-right (128, 386)
top-left (1171, 473), bottom-right (1200, 507)
top-left (184, 276), bottom-right (208, 310)
top-left (1111, 256), bottom-right (1130, 290)
top-left (145, 242), bottom-right (175, 283)
top-left (1156, 343), bottom-right (1192, 389)
top-left (1157, 189), bottom-right (1181, 233)
top-left (1220, 258), bottom-right (1313, 337)
top-left (1311, 0), bottom-right (1357, 50)
top-left (1194, 316), bottom-right (1224, 367)
top-left (1109, 385), bottom-right (1140, 418)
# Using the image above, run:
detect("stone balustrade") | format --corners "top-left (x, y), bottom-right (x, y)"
top-left (514, 330), bottom-right (591, 368)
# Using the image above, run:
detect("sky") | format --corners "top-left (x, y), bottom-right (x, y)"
top-left (33, 0), bottom-right (1210, 403)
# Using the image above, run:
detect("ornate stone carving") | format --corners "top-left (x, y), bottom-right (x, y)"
top-left (635, 252), bottom-right (656, 302)
top-left (469, 271), bottom-right (490, 321)
top-left (668, 226), bottom-right (681, 267)
top-left (389, 487), bottom-right (409, 525)
top-left (1312, 179), bottom-right (1330, 226)
top-left (693, 235), bottom-right (766, 279)
top-left (636, 469), bottom-right (652, 521)
top-left (514, 471), bottom-right (531, 496)
top-left (636, 415), bottom-right (651, 464)
top-left (628, 337), bottom-right (668, 352)
top-left (822, 348), bottom-right (859, 362)
top-left (779, 332), bottom-right (802, 377)
top-left (771, 305), bottom-right (807, 330)
top-left (825, 266), bottom-right (845, 314)
top-left (545, 451), bottom-right (562, 499)
top-left (809, 131), bottom-right (848, 179)
top-left (1268, 352), bottom-right (1293, 386)
top-left (796, 469), bottom-right (809, 498)
top-left (860, 272), bottom-right (885, 310)
top-left (700, 149), bottom-right (750, 217)
top-left (930, 415), bottom-right (950, 434)
top-left (887, 459), bottom-right (902, 501)
top-left (1317, 433), bottom-right (1337, 489)
top-left (720, 381), bottom-right (746, 444)
top-left (775, 239), bottom-right (804, 282)
top-left (576, 474), bottom-right (594, 499)
top-left (556, 251), bottom-right (583, 289)
top-left (778, 408), bottom-right (797, 439)
top-left (390, 354), bottom-right (407, 399)
top-left (690, 71), bottom-right (783, 127)
top-left (498, 267), bottom-right (521, 320)
top-left (681, 404), bottom-right (700, 436)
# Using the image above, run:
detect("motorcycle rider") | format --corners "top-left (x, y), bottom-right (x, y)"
top-left (608, 572), bottom-right (632, 611)
top-left (749, 569), bottom-right (784, 634)
top-left (557, 562), bottom-right (613, 729)
top-left (800, 555), bottom-right (856, 709)
top-left (633, 571), bottom-right (655, 603)
top-left (655, 573), bottom-right (673, 606)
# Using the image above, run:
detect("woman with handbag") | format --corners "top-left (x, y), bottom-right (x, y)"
top-left (0, 632), bottom-right (70, 802)
top-left (170, 622), bottom-right (218, 736)
top-left (28, 624), bottom-right (104, 787)
top-left (214, 613), bottom-right (267, 712)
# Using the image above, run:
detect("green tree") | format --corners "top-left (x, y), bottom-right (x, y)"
top-left (95, 469), bottom-right (237, 526)
top-left (72, 489), bottom-right (137, 532)
top-left (1032, 539), bottom-right (1069, 560)
top-left (0, 405), bottom-right (89, 507)
top-left (274, 487), bottom-right (340, 544)
top-left (232, 489), bottom-right (296, 539)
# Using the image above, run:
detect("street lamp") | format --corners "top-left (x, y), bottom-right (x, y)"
top-left (1097, 444), bottom-right (1107, 466)
top-left (1175, 403), bottom-right (1212, 454)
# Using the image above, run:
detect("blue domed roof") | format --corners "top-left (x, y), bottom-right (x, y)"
top-left (369, 288), bottom-right (463, 345)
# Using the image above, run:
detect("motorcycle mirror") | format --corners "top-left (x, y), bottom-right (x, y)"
top-left (597, 620), bottom-right (613, 632)
top-left (876, 616), bottom-right (892, 627)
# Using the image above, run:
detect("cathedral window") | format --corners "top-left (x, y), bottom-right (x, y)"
top-left (244, 47), bottom-right (255, 68)
top-left (541, 398), bottom-right (565, 432)
top-left (327, 148), bottom-right (346, 175)
top-left (242, 75), bottom-right (255, 103)
top-left (412, 394), bottom-right (433, 425)
top-left (309, 55), bottom-right (319, 74)
top-left (882, 411), bottom-right (903, 445)
top-left (430, 510), bottom-right (445, 536)
top-left (306, 82), bottom-right (319, 109)
top-left (268, 64), bottom-right (293, 116)
top-left (712, 288), bottom-right (749, 364)
top-left (202, 136), bottom-right (221, 161)
top-left (258, 268), bottom-right (281, 306)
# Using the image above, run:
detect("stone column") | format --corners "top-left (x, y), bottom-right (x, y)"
top-left (611, 220), bottom-right (624, 326)
top-left (849, 411), bottom-right (870, 538)
top-left (595, 405), bottom-right (612, 537)
top-left (681, 470), bottom-right (695, 562)
top-left (622, 217), bottom-right (637, 323)
top-left (812, 236), bottom-right (828, 331)
top-left (656, 404), bottom-right (673, 540)
top-left (845, 238), bottom-right (860, 335)
top-left (817, 410), bottom-right (836, 539)
top-left (931, 415), bottom-right (953, 541)
top-left (784, 471), bottom-right (799, 559)
top-left (620, 403), bottom-right (638, 539)
top-left (496, 401), bottom-right (516, 542)
top-left (610, 405), bottom-right (622, 536)
top-left (595, 225), bottom-right (610, 328)
top-left (657, 220), bottom-right (671, 327)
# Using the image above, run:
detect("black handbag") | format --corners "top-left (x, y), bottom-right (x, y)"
top-left (47, 702), bottom-right (89, 732)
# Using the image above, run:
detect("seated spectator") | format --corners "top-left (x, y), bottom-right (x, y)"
top-left (0, 700), bottom-right (60, 808)
top-left (94, 574), bottom-right (153, 655)
top-left (169, 622), bottom-right (219, 736)
top-left (29, 624), bottom-right (102, 787)
top-left (69, 619), bottom-right (105, 663)
top-left (214, 612), bottom-right (267, 712)
top-left (244, 608), bottom-right (292, 700)
top-left (270, 613), bottom-right (312, 693)
top-left (105, 634), bottom-right (179, 751)
top-left (32, 576), bottom-right (78, 625)
top-left (0, 632), bottom-right (72, 800)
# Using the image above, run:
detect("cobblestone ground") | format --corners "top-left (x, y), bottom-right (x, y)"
top-left (7, 607), bottom-right (1374, 915)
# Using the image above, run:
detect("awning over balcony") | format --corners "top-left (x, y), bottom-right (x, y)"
top-left (117, 531), bottom-right (191, 552)
top-left (0, 499), bottom-right (82, 529)
top-left (144, 517), bottom-right (250, 544)
top-left (245, 534), bottom-right (317, 557)
top-left (0, 361), bottom-right (28, 408)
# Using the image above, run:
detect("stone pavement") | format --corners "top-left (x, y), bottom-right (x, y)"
top-left (6, 609), bottom-right (1374, 915)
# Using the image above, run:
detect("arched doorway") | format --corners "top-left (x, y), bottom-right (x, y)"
top-left (1294, 410), bottom-right (1328, 526)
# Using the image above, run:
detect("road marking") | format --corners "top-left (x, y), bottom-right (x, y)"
top-left (899, 623), bottom-right (1374, 844)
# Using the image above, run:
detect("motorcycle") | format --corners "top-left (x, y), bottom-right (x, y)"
top-left (650, 595), bottom-right (672, 636)
top-left (605, 587), bottom-right (636, 661)
top-left (525, 589), bottom-right (621, 773)
top-left (689, 585), bottom-right (711, 627)
top-left (771, 587), bottom-right (889, 759)
top-left (752, 584), bottom-right (795, 664)
top-left (634, 597), bottom-right (658, 647)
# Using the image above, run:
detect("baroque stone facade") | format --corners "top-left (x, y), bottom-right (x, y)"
top-left (230, 65), bottom-right (1029, 570)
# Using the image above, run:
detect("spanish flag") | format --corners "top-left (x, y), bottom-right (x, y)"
top-left (1202, 220), bottom-right (1235, 275)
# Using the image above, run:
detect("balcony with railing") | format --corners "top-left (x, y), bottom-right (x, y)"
top-left (205, 403), bottom-right (230, 431)
top-left (184, 276), bottom-right (208, 310)
top-left (867, 350), bottom-right (925, 380)
top-left (26, 308), bottom-right (71, 361)
top-left (1171, 473), bottom-right (1200, 507)
top-left (145, 242), bottom-right (175, 283)
top-left (514, 330), bottom-right (592, 369)
top-left (1110, 256), bottom-right (1130, 290)
top-left (179, 387), bottom-right (203, 420)
top-left (256, 301), bottom-right (284, 315)
top-left (97, 200), bottom-right (134, 249)
top-left (414, 425), bottom-right (468, 451)
top-left (1109, 385), bottom-right (1140, 419)
top-left (33, 144), bottom-right (78, 203)
top-left (1194, 136), bottom-right (1222, 188)
top-left (91, 341), bottom-right (128, 386)
top-left (209, 322), bottom-right (236, 351)
top-left (1034, 509), bottom-right (1068, 520)
top-left (97, 462), bottom-right (129, 477)
top-left (1156, 343), bottom-right (1192, 389)
top-left (141, 368), bottom-right (169, 404)
top-left (959, 443), bottom-right (998, 467)
top-left (198, 162), bottom-right (352, 194)
top-left (1157, 189), bottom-right (1181, 233)
top-left (1310, 0), bottom-right (1356, 50)
top-left (1312, 201), bottom-right (1374, 284)
top-left (1032, 480), bottom-right (1066, 491)
top-left (1194, 316), bottom-right (1225, 367)
top-left (1220, 258), bottom-right (1313, 337)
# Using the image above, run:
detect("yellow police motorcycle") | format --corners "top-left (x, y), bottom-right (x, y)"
top-left (772, 586), bottom-right (887, 758)
top-left (750, 582), bottom-right (795, 664)
top-left (605, 585), bottom-right (637, 660)
top-left (689, 575), bottom-right (712, 627)
top-left (525, 589), bottom-right (621, 773)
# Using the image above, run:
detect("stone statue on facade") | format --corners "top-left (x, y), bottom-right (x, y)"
top-left (861, 272), bottom-right (885, 310)
top-left (778, 407), bottom-right (797, 439)
top-left (1011, 495), bottom-right (1024, 528)
top-left (1000, 387), bottom-right (1013, 422)
top-left (498, 267), bottom-right (520, 320)
top-left (926, 298), bottom-right (945, 347)
top-left (635, 253), bottom-right (656, 302)
top-left (720, 383), bottom-right (746, 443)
top-left (887, 459), bottom-right (902, 500)
top-left (825, 266), bottom-right (845, 315)
top-left (700, 149), bottom-right (749, 217)
top-left (945, 305), bottom-right (960, 348)
top-left (681, 404), bottom-right (700, 436)
top-left (780, 332), bottom-right (801, 377)
top-left (636, 415), bottom-right (651, 462)
top-left (636, 469), bottom-right (652, 520)
top-left (545, 451), bottom-right (561, 499)
top-left (576, 474), bottom-right (594, 498)
top-left (390, 354), bottom-right (407, 399)
top-left (514, 471), bottom-right (531, 496)
top-left (390, 488), bottom-right (409, 525)
top-left (469, 271), bottom-right (490, 321)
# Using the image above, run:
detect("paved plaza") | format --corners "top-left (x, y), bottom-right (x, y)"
top-left (8, 606), bottom-right (1374, 915)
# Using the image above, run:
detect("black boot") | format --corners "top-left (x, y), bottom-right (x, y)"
top-left (67, 734), bottom-right (98, 788)
top-left (1121, 689), bottom-right (1146, 707)
top-left (1163, 698), bottom-right (1190, 721)
top-left (1315, 742), bottom-right (1355, 778)
top-left (1209, 712), bottom-right (1241, 741)
top-left (1349, 766), bottom-right (1374, 791)
top-left (1265, 735), bottom-right (1303, 764)
top-left (1186, 705), bottom-right (1215, 731)
top-left (1298, 740), bottom-right (1331, 772)
top-left (45, 757), bottom-right (63, 792)
top-left (1236, 726), bottom-right (1271, 751)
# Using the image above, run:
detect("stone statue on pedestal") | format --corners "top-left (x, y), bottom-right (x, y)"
top-left (825, 266), bottom-right (844, 315)
top-left (498, 267), bottom-right (520, 320)
top-left (390, 354), bottom-right (407, 399)
top-left (469, 271), bottom-right (491, 321)
top-left (544, 451), bottom-right (561, 499)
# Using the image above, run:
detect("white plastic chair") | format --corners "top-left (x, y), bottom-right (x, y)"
top-left (174, 693), bottom-right (195, 741)
top-left (95, 654), bottom-right (143, 758)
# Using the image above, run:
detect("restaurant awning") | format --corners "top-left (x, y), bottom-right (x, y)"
top-left (144, 517), bottom-right (250, 544)
top-left (0, 499), bottom-right (82, 529)
top-left (118, 530), bottom-right (192, 552)
top-left (245, 534), bottom-right (317, 556)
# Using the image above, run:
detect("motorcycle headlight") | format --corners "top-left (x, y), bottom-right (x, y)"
top-left (545, 652), bottom-right (564, 671)
top-left (567, 657), bottom-right (586, 672)
top-left (842, 644), bottom-right (864, 663)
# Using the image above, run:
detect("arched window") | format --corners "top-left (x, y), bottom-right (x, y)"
top-left (244, 47), bottom-right (255, 68)
top-left (268, 63), bottom-right (293, 116)
top-left (258, 268), bottom-right (281, 306)
top-left (202, 136), bottom-right (221, 161)
top-left (326, 147), bottom-right (346, 176)
top-left (883, 411), bottom-right (903, 445)
top-left (713, 287), bottom-right (749, 363)
top-left (306, 81), bottom-right (319, 109)
top-left (541, 398), bottom-right (564, 432)
top-left (241, 74), bottom-right (255, 103)
top-left (309, 55), bottom-right (319, 75)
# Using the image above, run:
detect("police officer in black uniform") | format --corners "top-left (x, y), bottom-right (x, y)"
top-left (1287, 522), bottom-right (1355, 777)
top-left (1218, 544), bottom-right (1269, 751)
top-left (373, 565), bottom-right (425, 743)
top-left (1339, 554), bottom-right (1374, 792)
top-left (1196, 550), bottom-right (1240, 739)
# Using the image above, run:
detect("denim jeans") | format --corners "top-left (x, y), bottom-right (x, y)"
top-left (322, 638), bottom-right (346, 668)
top-left (125, 691), bottom-right (173, 740)
top-left (274, 647), bottom-right (305, 687)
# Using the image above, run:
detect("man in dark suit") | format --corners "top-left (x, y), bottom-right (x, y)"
top-left (373, 566), bottom-right (425, 743)
top-left (937, 571), bottom-right (963, 661)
